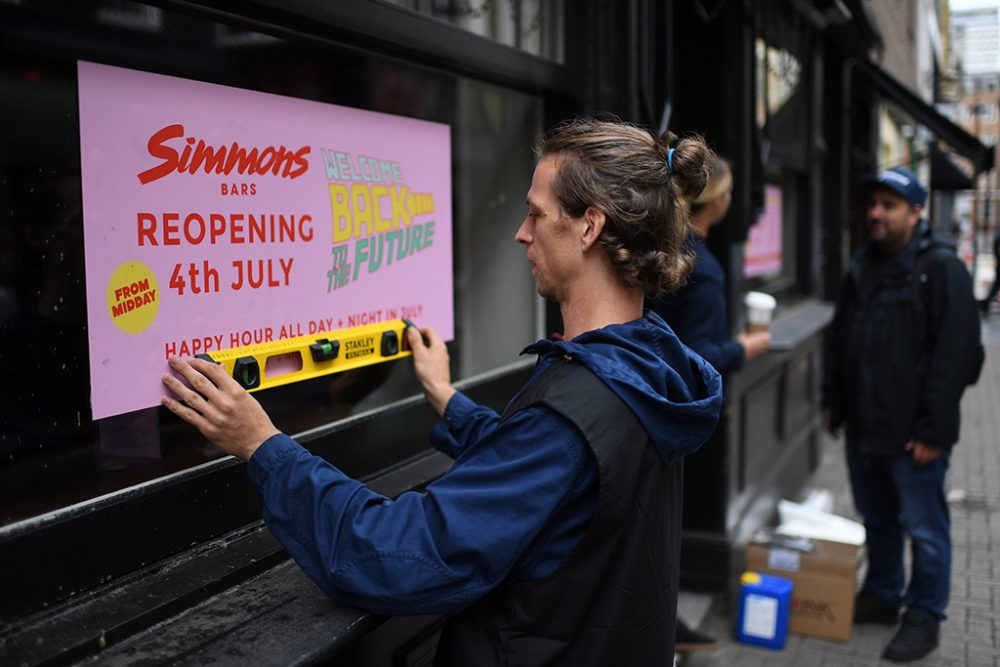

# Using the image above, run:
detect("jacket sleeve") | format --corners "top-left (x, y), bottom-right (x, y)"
top-left (428, 391), bottom-right (502, 459)
top-left (652, 272), bottom-right (744, 376)
top-left (685, 322), bottom-right (745, 377)
top-left (914, 256), bottom-right (977, 448)
top-left (246, 404), bottom-right (595, 616)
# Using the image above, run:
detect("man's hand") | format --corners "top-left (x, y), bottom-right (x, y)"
top-left (407, 325), bottom-right (455, 417)
top-left (161, 356), bottom-right (280, 461)
top-left (905, 439), bottom-right (942, 465)
top-left (738, 331), bottom-right (772, 361)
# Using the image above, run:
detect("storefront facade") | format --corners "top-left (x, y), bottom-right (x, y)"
top-left (1, 1), bottom-right (988, 664)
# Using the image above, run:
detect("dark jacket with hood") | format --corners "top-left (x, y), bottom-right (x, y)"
top-left (246, 311), bottom-right (722, 663)
top-left (822, 221), bottom-right (979, 454)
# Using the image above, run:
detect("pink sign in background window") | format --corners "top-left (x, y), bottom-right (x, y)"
top-left (744, 184), bottom-right (783, 278)
top-left (78, 62), bottom-right (453, 419)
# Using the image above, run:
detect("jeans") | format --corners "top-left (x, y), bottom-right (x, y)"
top-left (846, 436), bottom-right (951, 620)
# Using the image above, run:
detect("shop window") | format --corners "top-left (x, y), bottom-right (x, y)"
top-left (0, 0), bottom-right (544, 527)
top-left (755, 39), bottom-right (801, 136)
top-left (743, 173), bottom-right (798, 292)
top-left (749, 3), bottom-right (805, 293)
top-left (754, 2), bottom-right (807, 163)
top-left (385, 0), bottom-right (565, 63)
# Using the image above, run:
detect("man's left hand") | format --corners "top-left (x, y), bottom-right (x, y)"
top-left (905, 439), bottom-right (942, 465)
top-left (407, 325), bottom-right (455, 417)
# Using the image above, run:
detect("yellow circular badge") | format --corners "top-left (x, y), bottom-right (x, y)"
top-left (106, 261), bottom-right (159, 334)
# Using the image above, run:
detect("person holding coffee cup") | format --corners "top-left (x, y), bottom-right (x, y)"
top-left (652, 157), bottom-right (771, 377)
top-left (650, 155), bottom-right (770, 654)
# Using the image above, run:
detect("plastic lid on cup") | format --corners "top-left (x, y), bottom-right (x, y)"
top-left (743, 291), bottom-right (776, 311)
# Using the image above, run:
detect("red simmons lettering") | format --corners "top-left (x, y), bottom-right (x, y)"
top-left (137, 124), bottom-right (310, 185)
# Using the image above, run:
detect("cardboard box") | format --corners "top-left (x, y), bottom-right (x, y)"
top-left (745, 531), bottom-right (863, 642)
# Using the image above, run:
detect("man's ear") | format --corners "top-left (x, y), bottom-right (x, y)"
top-left (581, 206), bottom-right (606, 251)
top-left (909, 204), bottom-right (924, 229)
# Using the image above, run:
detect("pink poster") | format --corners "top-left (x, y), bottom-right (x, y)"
top-left (744, 184), bottom-right (783, 278)
top-left (78, 62), bottom-right (453, 419)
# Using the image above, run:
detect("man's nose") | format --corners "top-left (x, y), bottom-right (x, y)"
top-left (514, 220), bottom-right (531, 244)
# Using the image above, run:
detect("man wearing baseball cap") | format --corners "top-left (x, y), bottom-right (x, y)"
top-left (822, 166), bottom-right (982, 662)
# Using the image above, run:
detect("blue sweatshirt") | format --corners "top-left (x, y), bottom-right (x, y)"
top-left (247, 310), bottom-right (722, 616)
top-left (651, 236), bottom-right (745, 376)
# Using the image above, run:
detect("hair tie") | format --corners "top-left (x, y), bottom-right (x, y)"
top-left (667, 148), bottom-right (676, 175)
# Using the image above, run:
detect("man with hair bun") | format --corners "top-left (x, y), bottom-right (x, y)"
top-left (161, 118), bottom-right (723, 666)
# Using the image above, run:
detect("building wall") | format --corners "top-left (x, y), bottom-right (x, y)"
top-left (872, 0), bottom-right (919, 90)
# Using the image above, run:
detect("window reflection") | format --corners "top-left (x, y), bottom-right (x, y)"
top-left (755, 37), bottom-right (804, 157)
top-left (754, 0), bottom-right (807, 161)
top-left (385, 0), bottom-right (565, 63)
top-left (755, 39), bottom-right (801, 129)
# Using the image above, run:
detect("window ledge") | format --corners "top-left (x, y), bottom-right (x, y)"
top-left (767, 299), bottom-right (835, 351)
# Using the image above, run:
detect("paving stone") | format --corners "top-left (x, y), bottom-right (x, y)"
top-left (967, 646), bottom-right (999, 666)
top-left (937, 635), bottom-right (966, 657)
top-left (856, 628), bottom-right (887, 655)
top-left (792, 642), bottom-right (828, 665)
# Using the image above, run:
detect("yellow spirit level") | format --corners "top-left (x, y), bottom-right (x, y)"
top-left (196, 319), bottom-right (414, 392)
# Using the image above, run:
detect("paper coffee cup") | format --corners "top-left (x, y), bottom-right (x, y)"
top-left (744, 291), bottom-right (776, 333)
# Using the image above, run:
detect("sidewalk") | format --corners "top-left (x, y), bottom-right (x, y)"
top-left (684, 313), bottom-right (1000, 667)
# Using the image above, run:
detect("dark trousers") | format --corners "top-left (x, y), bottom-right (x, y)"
top-left (846, 436), bottom-right (951, 620)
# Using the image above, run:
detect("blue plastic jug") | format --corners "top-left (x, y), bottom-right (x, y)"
top-left (735, 571), bottom-right (793, 650)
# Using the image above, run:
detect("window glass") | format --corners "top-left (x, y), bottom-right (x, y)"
top-left (749, 3), bottom-right (806, 294)
top-left (386, 0), bottom-right (565, 63)
top-left (743, 172), bottom-right (799, 292)
top-left (0, 0), bottom-right (543, 526)
top-left (755, 37), bottom-right (804, 159)
top-left (744, 184), bottom-right (783, 279)
top-left (754, 0), bottom-right (807, 162)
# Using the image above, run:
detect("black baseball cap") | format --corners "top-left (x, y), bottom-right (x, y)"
top-left (867, 166), bottom-right (927, 207)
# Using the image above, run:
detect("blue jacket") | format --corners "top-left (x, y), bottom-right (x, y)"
top-left (247, 311), bottom-right (722, 616)
top-left (651, 236), bottom-right (744, 376)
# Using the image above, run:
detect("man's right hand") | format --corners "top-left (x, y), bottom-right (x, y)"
top-left (738, 331), bottom-right (772, 361)
top-left (407, 325), bottom-right (456, 417)
top-left (161, 356), bottom-right (280, 461)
